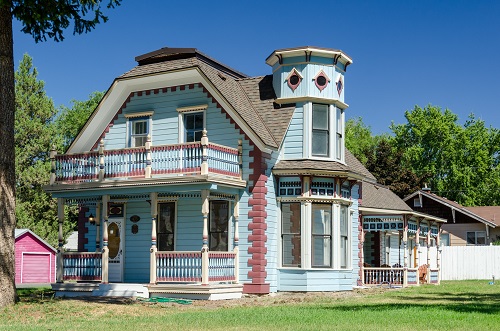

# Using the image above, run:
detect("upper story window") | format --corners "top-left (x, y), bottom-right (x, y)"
top-left (312, 104), bottom-right (329, 157)
top-left (184, 112), bottom-right (204, 142)
top-left (129, 116), bottom-right (149, 147)
top-left (336, 108), bottom-right (343, 160)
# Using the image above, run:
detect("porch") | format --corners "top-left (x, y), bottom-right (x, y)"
top-left (360, 213), bottom-right (444, 287)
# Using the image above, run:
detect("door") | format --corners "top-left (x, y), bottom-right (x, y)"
top-left (108, 218), bottom-right (124, 282)
top-left (22, 253), bottom-right (51, 283)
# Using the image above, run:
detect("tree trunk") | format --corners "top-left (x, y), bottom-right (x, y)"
top-left (0, 1), bottom-right (17, 307)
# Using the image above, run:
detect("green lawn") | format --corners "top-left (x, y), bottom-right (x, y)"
top-left (2, 281), bottom-right (500, 331)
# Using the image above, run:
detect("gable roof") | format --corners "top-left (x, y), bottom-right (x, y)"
top-left (361, 181), bottom-right (413, 212)
top-left (404, 190), bottom-right (496, 227)
top-left (69, 49), bottom-right (297, 153)
top-left (15, 229), bottom-right (56, 252)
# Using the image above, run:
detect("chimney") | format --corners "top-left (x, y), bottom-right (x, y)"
top-left (422, 183), bottom-right (431, 193)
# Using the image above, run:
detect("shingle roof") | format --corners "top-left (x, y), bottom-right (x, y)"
top-left (361, 182), bottom-right (413, 211)
top-left (119, 57), bottom-right (282, 148)
top-left (465, 206), bottom-right (500, 226)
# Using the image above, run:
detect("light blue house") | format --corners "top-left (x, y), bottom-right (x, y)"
top-left (46, 46), bottom-right (445, 299)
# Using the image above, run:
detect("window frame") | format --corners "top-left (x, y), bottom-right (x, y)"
top-left (281, 202), bottom-right (302, 267)
top-left (181, 111), bottom-right (205, 143)
top-left (311, 203), bottom-right (333, 268)
top-left (466, 231), bottom-right (486, 245)
top-left (127, 116), bottom-right (151, 147)
top-left (311, 104), bottom-right (330, 157)
top-left (157, 201), bottom-right (176, 251)
top-left (209, 200), bottom-right (230, 252)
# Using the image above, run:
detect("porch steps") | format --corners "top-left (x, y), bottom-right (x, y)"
top-left (92, 283), bottom-right (149, 298)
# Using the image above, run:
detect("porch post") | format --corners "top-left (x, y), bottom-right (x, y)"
top-left (50, 145), bottom-right (56, 185)
top-left (403, 215), bottom-right (408, 287)
top-left (436, 224), bottom-right (441, 285)
top-left (233, 195), bottom-right (240, 283)
top-left (145, 135), bottom-right (152, 179)
top-left (98, 139), bottom-right (105, 181)
top-left (95, 203), bottom-right (101, 251)
top-left (56, 198), bottom-right (65, 283)
top-left (237, 139), bottom-right (243, 180)
top-left (415, 219), bottom-right (421, 285)
top-left (201, 130), bottom-right (209, 175)
top-left (149, 192), bottom-right (158, 284)
top-left (426, 220), bottom-right (432, 284)
top-left (359, 214), bottom-right (365, 286)
top-left (101, 195), bottom-right (109, 284)
top-left (201, 189), bottom-right (210, 285)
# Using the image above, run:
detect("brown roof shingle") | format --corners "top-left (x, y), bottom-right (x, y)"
top-left (361, 182), bottom-right (413, 211)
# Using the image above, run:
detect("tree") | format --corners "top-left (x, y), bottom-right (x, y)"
top-left (56, 91), bottom-right (104, 151)
top-left (0, 0), bottom-right (121, 307)
top-left (15, 54), bottom-right (76, 248)
top-left (391, 105), bottom-right (500, 205)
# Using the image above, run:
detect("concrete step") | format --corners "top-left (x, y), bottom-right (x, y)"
top-left (92, 283), bottom-right (149, 298)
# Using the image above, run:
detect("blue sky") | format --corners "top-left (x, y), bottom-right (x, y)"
top-left (12, 0), bottom-right (500, 135)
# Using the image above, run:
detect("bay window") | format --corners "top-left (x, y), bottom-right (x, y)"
top-left (312, 204), bottom-right (332, 267)
top-left (281, 202), bottom-right (301, 267)
top-left (312, 104), bottom-right (329, 157)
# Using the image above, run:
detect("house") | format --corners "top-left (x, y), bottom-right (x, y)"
top-left (405, 188), bottom-right (500, 246)
top-left (45, 46), bottom-right (444, 299)
top-left (15, 229), bottom-right (56, 284)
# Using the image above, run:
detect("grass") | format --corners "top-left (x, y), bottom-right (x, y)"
top-left (2, 281), bottom-right (500, 330)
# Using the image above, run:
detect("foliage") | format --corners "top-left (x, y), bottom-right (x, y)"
top-left (345, 117), bottom-right (378, 165)
top-left (2, 281), bottom-right (500, 330)
top-left (56, 91), bottom-right (104, 151)
top-left (14, 54), bottom-right (75, 247)
top-left (391, 105), bottom-right (500, 205)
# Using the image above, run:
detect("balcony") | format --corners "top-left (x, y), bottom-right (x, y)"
top-left (50, 131), bottom-right (242, 185)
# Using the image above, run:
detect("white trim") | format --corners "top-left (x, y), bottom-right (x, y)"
top-left (179, 109), bottom-right (206, 144)
top-left (124, 111), bottom-right (154, 118)
top-left (176, 104), bottom-right (208, 113)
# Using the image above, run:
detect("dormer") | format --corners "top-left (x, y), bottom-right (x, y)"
top-left (266, 46), bottom-right (352, 163)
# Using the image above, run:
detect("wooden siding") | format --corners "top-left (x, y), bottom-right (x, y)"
top-left (278, 269), bottom-right (353, 292)
top-left (282, 103), bottom-right (304, 159)
top-left (15, 233), bottom-right (56, 284)
top-left (350, 186), bottom-right (361, 286)
top-left (101, 86), bottom-right (241, 151)
top-left (265, 152), bottom-right (280, 292)
top-left (442, 223), bottom-right (489, 246)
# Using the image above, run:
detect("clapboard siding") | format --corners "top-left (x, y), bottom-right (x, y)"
top-left (282, 104), bottom-right (304, 159)
top-left (278, 269), bottom-right (353, 291)
top-left (124, 201), bottom-right (151, 283)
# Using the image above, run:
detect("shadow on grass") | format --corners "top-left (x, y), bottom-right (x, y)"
top-left (16, 287), bottom-right (136, 306)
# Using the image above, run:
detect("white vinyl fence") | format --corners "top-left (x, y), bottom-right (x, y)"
top-left (435, 246), bottom-right (500, 281)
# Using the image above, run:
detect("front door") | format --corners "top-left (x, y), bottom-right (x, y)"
top-left (108, 217), bottom-right (124, 282)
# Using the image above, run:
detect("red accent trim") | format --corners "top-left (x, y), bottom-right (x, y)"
top-left (78, 206), bottom-right (89, 252)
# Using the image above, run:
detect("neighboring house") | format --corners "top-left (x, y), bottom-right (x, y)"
top-left (404, 188), bottom-right (500, 246)
top-left (45, 46), bottom-right (444, 299)
top-left (15, 229), bottom-right (56, 284)
top-left (63, 231), bottom-right (79, 252)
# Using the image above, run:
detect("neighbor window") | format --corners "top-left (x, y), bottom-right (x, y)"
top-left (129, 117), bottom-right (149, 147)
top-left (311, 203), bottom-right (332, 267)
top-left (467, 231), bottom-right (486, 245)
top-left (312, 104), bottom-right (329, 157)
top-left (184, 112), bottom-right (204, 142)
top-left (209, 200), bottom-right (229, 251)
top-left (281, 202), bottom-right (301, 267)
top-left (157, 202), bottom-right (175, 251)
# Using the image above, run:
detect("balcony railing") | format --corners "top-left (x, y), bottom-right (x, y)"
top-left (50, 131), bottom-right (242, 184)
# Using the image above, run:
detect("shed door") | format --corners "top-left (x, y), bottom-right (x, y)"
top-left (22, 253), bottom-right (51, 283)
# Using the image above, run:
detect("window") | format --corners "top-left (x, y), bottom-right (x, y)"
top-left (413, 197), bottom-right (422, 207)
top-left (209, 200), bottom-right (229, 251)
top-left (184, 112), bottom-right (204, 142)
top-left (467, 231), bottom-right (486, 245)
top-left (129, 117), bottom-right (149, 147)
top-left (157, 202), bottom-right (175, 251)
top-left (339, 206), bottom-right (349, 268)
top-left (336, 108), bottom-right (343, 160)
top-left (281, 203), bottom-right (301, 267)
top-left (312, 104), bottom-right (329, 157)
top-left (311, 204), bottom-right (332, 267)
top-left (440, 233), bottom-right (450, 246)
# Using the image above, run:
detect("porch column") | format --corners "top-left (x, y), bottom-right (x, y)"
top-left (98, 139), bottom-right (105, 181)
top-left (436, 224), bottom-right (442, 285)
top-left (50, 145), bottom-right (56, 185)
top-left (101, 195), bottom-right (109, 284)
top-left (233, 195), bottom-right (240, 283)
top-left (201, 130), bottom-right (209, 175)
top-left (149, 192), bottom-right (158, 284)
top-left (56, 198), bottom-right (65, 283)
top-left (359, 214), bottom-right (365, 286)
top-left (94, 203), bottom-right (101, 251)
top-left (426, 220), bottom-right (432, 284)
top-left (201, 189), bottom-right (210, 285)
top-left (403, 215), bottom-right (408, 287)
top-left (415, 219), bottom-right (421, 285)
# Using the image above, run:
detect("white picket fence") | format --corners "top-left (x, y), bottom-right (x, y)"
top-left (421, 246), bottom-right (500, 281)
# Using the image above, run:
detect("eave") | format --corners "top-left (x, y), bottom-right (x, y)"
top-left (359, 206), bottom-right (447, 224)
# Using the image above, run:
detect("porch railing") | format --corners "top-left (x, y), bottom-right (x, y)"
top-left (155, 251), bottom-right (237, 283)
top-left (407, 268), bottom-right (418, 285)
top-left (51, 132), bottom-right (242, 184)
top-left (429, 268), bottom-right (439, 284)
top-left (364, 267), bottom-right (404, 286)
top-left (62, 252), bottom-right (102, 281)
